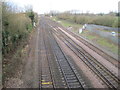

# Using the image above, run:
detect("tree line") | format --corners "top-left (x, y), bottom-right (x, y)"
top-left (51, 11), bottom-right (120, 28)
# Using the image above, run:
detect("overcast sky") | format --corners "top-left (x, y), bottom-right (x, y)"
top-left (8, 0), bottom-right (119, 14)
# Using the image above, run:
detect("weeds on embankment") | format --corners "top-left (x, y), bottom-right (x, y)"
top-left (1, 2), bottom-right (38, 84)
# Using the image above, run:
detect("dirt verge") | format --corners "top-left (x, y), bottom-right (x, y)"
top-left (3, 29), bottom-right (36, 88)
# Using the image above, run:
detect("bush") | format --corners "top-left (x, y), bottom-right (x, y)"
top-left (2, 2), bottom-right (34, 55)
top-left (92, 16), bottom-right (115, 27)
top-left (56, 13), bottom-right (119, 27)
top-left (112, 17), bottom-right (120, 28)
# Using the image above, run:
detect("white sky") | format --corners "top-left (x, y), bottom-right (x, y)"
top-left (7, 0), bottom-right (119, 14)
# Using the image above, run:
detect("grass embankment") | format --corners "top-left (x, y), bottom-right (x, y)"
top-left (52, 17), bottom-right (82, 33)
top-left (51, 17), bottom-right (119, 56)
top-left (81, 31), bottom-right (118, 55)
top-left (2, 2), bottom-right (38, 84)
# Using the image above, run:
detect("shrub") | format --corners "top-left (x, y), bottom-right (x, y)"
top-left (92, 16), bottom-right (115, 27)
top-left (2, 2), bottom-right (34, 55)
top-left (56, 13), bottom-right (119, 27)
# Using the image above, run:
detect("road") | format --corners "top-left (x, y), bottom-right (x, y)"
top-left (5, 17), bottom-right (119, 89)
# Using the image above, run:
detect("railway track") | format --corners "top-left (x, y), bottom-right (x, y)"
top-left (60, 24), bottom-right (119, 68)
top-left (38, 18), bottom-right (87, 88)
top-left (47, 18), bottom-right (119, 69)
top-left (38, 22), bottom-right (54, 88)
top-left (64, 28), bottom-right (119, 68)
top-left (49, 24), bottom-right (119, 89)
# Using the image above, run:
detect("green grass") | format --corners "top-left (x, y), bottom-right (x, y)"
top-left (96, 37), bottom-right (118, 54)
top-left (81, 30), bottom-right (96, 40)
top-left (62, 20), bottom-right (82, 27)
top-left (52, 16), bottom-right (82, 27)
top-left (81, 30), bottom-right (118, 55)
top-left (51, 16), bottom-right (83, 33)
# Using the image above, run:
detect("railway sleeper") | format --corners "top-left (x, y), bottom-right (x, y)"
top-left (63, 71), bottom-right (74, 74)
top-left (68, 84), bottom-right (82, 88)
top-left (67, 79), bottom-right (78, 83)
top-left (66, 77), bottom-right (77, 80)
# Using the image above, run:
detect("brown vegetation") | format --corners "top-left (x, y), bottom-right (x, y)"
top-left (1, 2), bottom-right (38, 84)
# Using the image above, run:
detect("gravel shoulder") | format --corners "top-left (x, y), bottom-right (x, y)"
top-left (54, 34), bottom-right (106, 88)
top-left (58, 27), bottom-right (119, 77)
